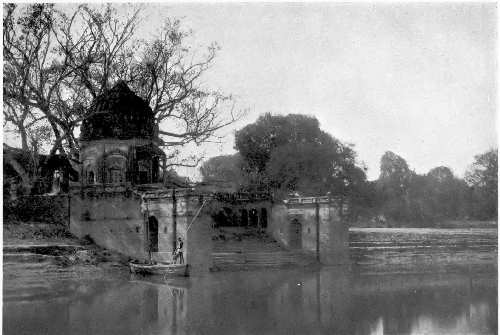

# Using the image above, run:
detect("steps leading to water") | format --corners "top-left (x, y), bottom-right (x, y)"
top-left (212, 227), bottom-right (318, 271)
top-left (213, 251), bottom-right (317, 271)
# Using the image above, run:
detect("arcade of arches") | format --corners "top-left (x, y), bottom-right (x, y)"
top-left (212, 206), bottom-right (268, 228)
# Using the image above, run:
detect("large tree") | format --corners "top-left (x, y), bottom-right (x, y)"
top-left (376, 151), bottom-right (414, 222)
top-left (235, 113), bottom-right (326, 173)
top-left (234, 113), bottom-right (365, 200)
top-left (424, 166), bottom-right (469, 221)
top-left (3, 3), bottom-right (242, 184)
top-left (199, 153), bottom-right (244, 188)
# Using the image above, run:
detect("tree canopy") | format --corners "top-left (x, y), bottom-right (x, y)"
top-left (369, 150), bottom-right (497, 225)
top-left (199, 153), bottom-right (244, 190)
top-left (3, 3), bottom-right (242, 166)
top-left (3, 3), bottom-right (243, 193)
top-left (233, 113), bottom-right (366, 198)
top-left (465, 149), bottom-right (498, 220)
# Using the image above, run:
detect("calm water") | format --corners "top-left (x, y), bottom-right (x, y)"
top-left (4, 228), bottom-right (498, 335)
top-left (3, 266), bottom-right (497, 335)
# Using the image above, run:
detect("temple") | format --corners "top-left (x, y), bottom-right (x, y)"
top-left (69, 81), bottom-right (349, 274)
top-left (79, 81), bottom-right (165, 186)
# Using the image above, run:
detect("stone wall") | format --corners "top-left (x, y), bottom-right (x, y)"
top-left (269, 204), bottom-right (290, 247)
top-left (268, 198), bottom-right (349, 265)
top-left (69, 189), bottom-right (214, 273)
top-left (319, 203), bottom-right (349, 265)
top-left (142, 194), bottom-right (177, 263)
top-left (184, 196), bottom-right (214, 275)
top-left (69, 192), bottom-right (147, 261)
top-left (69, 190), bottom-right (348, 270)
top-left (141, 192), bottom-right (213, 274)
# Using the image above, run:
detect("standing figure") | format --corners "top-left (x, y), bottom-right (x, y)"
top-left (50, 170), bottom-right (63, 195)
top-left (174, 237), bottom-right (184, 264)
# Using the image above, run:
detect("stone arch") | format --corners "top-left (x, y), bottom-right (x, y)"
top-left (212, 207), bottom-right (234, 227)
top-left (83, 158), bottom-right (97, 185)
top-left (240, 208), bottom-right (248, 227)
top-left (137, 160), bottom-right (151, 184)
top-left (148, 216), bottom-right (159, 252)
top-left (104, 151), bottom-right (127, 184)
top-left (249, 208), bottom-right (259, 227)
top-left (260, 208), bottom-right (268, 228)
top-left (289, 218), bottom-right (302, 249)
top-left (87, 171), bottom-right (95, 184)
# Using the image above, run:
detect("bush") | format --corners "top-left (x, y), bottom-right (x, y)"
top-left (3, 195), bottom-right (69, 225)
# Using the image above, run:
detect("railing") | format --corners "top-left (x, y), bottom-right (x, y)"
top-left (213, 191), bottom-right (271, 203)
top-left (69, 182), bottom-right (133, 196)
top-left (285, 196), bottom-right (342, 205)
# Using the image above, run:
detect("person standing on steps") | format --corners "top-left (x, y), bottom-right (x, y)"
top-left (174, 237), bottom-right (184, 264)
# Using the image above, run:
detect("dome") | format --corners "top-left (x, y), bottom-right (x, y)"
top-left (80, 81), bottom-right (155, 141)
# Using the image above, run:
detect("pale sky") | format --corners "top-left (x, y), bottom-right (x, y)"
top-left (5, 3), bottom-right (498, 181)
top-left (136, 2), bottom-right (497, 180)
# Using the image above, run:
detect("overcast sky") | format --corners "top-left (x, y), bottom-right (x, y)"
top-left (137, 2), bottom-right (496, 180)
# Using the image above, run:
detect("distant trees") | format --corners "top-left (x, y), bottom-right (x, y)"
top-left (424, 166), bottom-right (469, 221)
top-left (377, 151), bottom-right (413, 222)
top-left (373, 150), bottom-right (497, 225)
top-left (465, 149), bottom-right (498, 220)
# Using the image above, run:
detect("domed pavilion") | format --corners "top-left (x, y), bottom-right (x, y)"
top-left (79, 81), bottom-right (165, 186)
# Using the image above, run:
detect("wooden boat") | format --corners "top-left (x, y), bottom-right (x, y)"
top-left (129, 262), bottom-right (189, 277)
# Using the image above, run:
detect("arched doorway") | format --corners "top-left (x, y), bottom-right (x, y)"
top-left (260, 208), bottom-right (268, 229)
top-left (289, 218), bottom-right (302, 249)
top-left (249, 208), bottom-right (259, 227)
top-left (240, 209), bottom-right (248, 227)
top-left (212, 207), bottom-right (233, 227)
top-left (148, 216), bottom-right (159, 252)
top-left (87, 171), bottom-right (95, 184)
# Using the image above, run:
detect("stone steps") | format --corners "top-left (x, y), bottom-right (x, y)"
top-left (212, 251), bottom-right (317, 270)
top-left (212, 245), bottom-right (284, 253)
top-left (212, 227), bottom-right (319, 271)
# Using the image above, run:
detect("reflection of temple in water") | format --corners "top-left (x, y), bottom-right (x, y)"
top-left (138, 282), bottom-right (188, 335)
top-left (4, 268), bottom-right (495, 335)
top-left (126, 270), bottom-right (495, 335)
top-left (139, 270), bottom-right (496, 335)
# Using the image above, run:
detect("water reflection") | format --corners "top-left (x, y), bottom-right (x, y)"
top-left (3, 267), bottom-right (497, 335)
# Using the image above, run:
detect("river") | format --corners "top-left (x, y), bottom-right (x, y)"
top-left (3, 228), bottom-right (498, 335)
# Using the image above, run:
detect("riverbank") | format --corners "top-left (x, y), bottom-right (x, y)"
top-left (4, 222), bottom-right (130, 269)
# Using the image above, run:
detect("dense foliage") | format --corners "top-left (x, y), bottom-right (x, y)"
top-left (374, 152), bottom-right (473, 225)
top-left (365, 150), bottom-right (497, 225)
top-left (199, 154), bottom-right (244, 190)
top-left (234, 113), bottom-right (366, 198)
top-left (465, 149), bottom-right (498, 220)
top-left (202, 113), bottom-right (498, 225)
